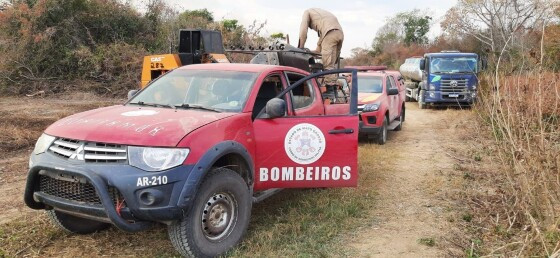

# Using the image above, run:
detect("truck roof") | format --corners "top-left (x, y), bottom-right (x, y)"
top-left (178, 63), bottom-right (308, 74)
top-left (424, 52), bottom-right (478, 58)
top-left (357, 71), bottom-right (385, 77)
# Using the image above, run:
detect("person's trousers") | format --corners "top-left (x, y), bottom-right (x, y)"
top-left (321, 29), bottom-right (344, 85)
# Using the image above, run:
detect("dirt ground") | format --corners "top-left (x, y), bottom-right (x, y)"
top-left (0, 97), bottom-right (474, 257)
top-left (347, 103), bottom-right (471, 257)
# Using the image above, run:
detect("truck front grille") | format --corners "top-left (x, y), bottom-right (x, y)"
top-left (440, 79), bottom-right (468, 93)
top-left (49, 138), bottom-right (127, 163)
top-left (38, 173), bottom-right (124, 207)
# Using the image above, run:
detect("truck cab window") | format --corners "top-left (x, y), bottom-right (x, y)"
top-left (253, 74), bottom-right (284, 119)
top-left (285, 73), bottom-right (314, 110)
top-left (388, 76), bottom-right (397, 89)
top-left (385, 77), bottom-right (393, 92)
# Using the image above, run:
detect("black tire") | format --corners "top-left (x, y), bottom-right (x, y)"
top-left (405, 95), bottom-right (411, 102)
top-left (418, 90), bottom-right (427, 109)
top-left (394, 109), bottom-right (404, 131)
top-left (47, 210), bottom-right (109, 234)
top-left (168, 168), bottom-right (251, 258)
top-left (377, 116), bottom-right (388, 145)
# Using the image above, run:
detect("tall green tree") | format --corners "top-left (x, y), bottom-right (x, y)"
top-left (371, 9), bottom-right (431, 54)
top-left (403, 15), bottom-right (431, 45)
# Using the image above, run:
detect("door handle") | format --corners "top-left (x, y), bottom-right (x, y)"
top-left (329, 128), bottom-right (354, 134)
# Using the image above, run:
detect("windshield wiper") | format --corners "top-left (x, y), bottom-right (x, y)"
top-left (131, 101), bottom-right (176, 110)
top-left (175, 104), bottom-right (221, 113)
top-left (130, 101), bottom-right (158, 107)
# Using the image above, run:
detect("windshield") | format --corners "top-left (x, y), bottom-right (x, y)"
top-left (129, 69), bottom-right (258, 112)
top-left (406, 58), bottom-right (421, 65)
top-left (430, 57), bottom-right (478, 73)
top-left (358, 76), bottom-right (383, 93)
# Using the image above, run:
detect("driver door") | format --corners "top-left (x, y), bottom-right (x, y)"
top-left (252, 70), bottom-right (359, 191)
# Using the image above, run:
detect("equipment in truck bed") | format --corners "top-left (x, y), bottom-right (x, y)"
top-left (141, 30), bottom-right (322, 88)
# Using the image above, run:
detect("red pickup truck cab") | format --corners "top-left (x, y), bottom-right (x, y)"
top-left (24, 63), bottom-right (360, 257)
top-left (351, 67), bottom-right (406, 144)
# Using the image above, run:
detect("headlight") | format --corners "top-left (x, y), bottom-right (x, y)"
top-left (362, 103), bottom-right (380, 112)
top-left (128, 147), bottom-right (189, 172)
top-left (33, 134), bottom-right (55, 155)
top-left (429, 84), bottom-right (436, 91)
top-left (429, 92), bottom-right (436, 98)
top-left (472, 85), bottom-right (477, 90)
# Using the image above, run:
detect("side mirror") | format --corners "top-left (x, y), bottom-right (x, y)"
top-left (265, 98), bottom-right (286, 119)
top-left (419, 59), bottom-right (426, 71)
top-left (388, 88), bottom-right (399, 96)
top-left (128, 90), bottom-right (139, 100)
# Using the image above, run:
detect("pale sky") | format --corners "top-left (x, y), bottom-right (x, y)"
top-left (138, 0), bottom-right (457, 57)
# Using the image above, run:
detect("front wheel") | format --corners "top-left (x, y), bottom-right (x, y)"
top-left (168, 168), bottom-right (251, 258)
top-left (377, 116), bottom-right (388, 145)
top-left (47, 210), bottom-right (109, 234)
top-left (418, 90), bottom-right (427, 109)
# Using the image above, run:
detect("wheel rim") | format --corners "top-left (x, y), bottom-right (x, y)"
top-left (201, 192), bottom-right (237, 241)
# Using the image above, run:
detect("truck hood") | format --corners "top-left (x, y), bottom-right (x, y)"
top-left (358, 93), bottom-right (382, 104)
top-left (44, 105), bottom-right (235, 147)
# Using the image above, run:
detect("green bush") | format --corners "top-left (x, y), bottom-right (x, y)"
top-left (0, 0), bottom-right (268, 95)
top-left (0, 0), bottom-right (151, 93)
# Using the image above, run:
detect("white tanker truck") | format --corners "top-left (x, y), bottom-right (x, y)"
top-left (398, 56), bottom-right (423, 102)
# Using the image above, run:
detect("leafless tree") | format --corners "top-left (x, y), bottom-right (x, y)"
top-left (441, 0), bottom-right (558, 56)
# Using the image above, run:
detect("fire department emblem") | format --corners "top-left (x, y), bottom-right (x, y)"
top-left (284, 123), bottom-right (326, 165)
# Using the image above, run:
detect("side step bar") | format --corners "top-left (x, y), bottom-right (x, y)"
top-left (387, 120), bottom-right (401, 131)
top-left (252, 188), bottom-right (283, 203)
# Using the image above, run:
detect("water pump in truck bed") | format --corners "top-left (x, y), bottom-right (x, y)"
top-left (227, 42), bottom-right (322, 73)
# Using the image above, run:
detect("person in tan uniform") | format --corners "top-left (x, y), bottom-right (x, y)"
top-left (298, 8), bottom-right (344, 88)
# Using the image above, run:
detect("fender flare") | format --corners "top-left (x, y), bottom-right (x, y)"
top-left (176, 140), bottom-right (254, 209)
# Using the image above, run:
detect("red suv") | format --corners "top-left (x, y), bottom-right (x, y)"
top-left (24, 63), bottom-right (361, 257)
top-left (347, 66), bottom-right (406, 144)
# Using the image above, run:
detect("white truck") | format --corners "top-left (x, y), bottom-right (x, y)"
top-left (398, 56), bottom-right (423, 102)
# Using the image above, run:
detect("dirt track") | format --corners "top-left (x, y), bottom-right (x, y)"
top-left (347, 102), bottom-right (469, 257)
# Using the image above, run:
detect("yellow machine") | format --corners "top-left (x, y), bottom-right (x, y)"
top-left (141, 30), bottom-right (229, 88)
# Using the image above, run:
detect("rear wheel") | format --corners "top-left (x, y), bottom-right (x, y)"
top-left (377, 116), bottom-right (388, 145)
top-left (168, 168), bottom-right (251, 258)
top-left (394, 109), bottom-right (404, 131)
top-left (47, 210), bottom-right (109, 234)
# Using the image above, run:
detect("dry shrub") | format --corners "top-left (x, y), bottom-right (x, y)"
top-left (475, 70), bottom-right (560, 256)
